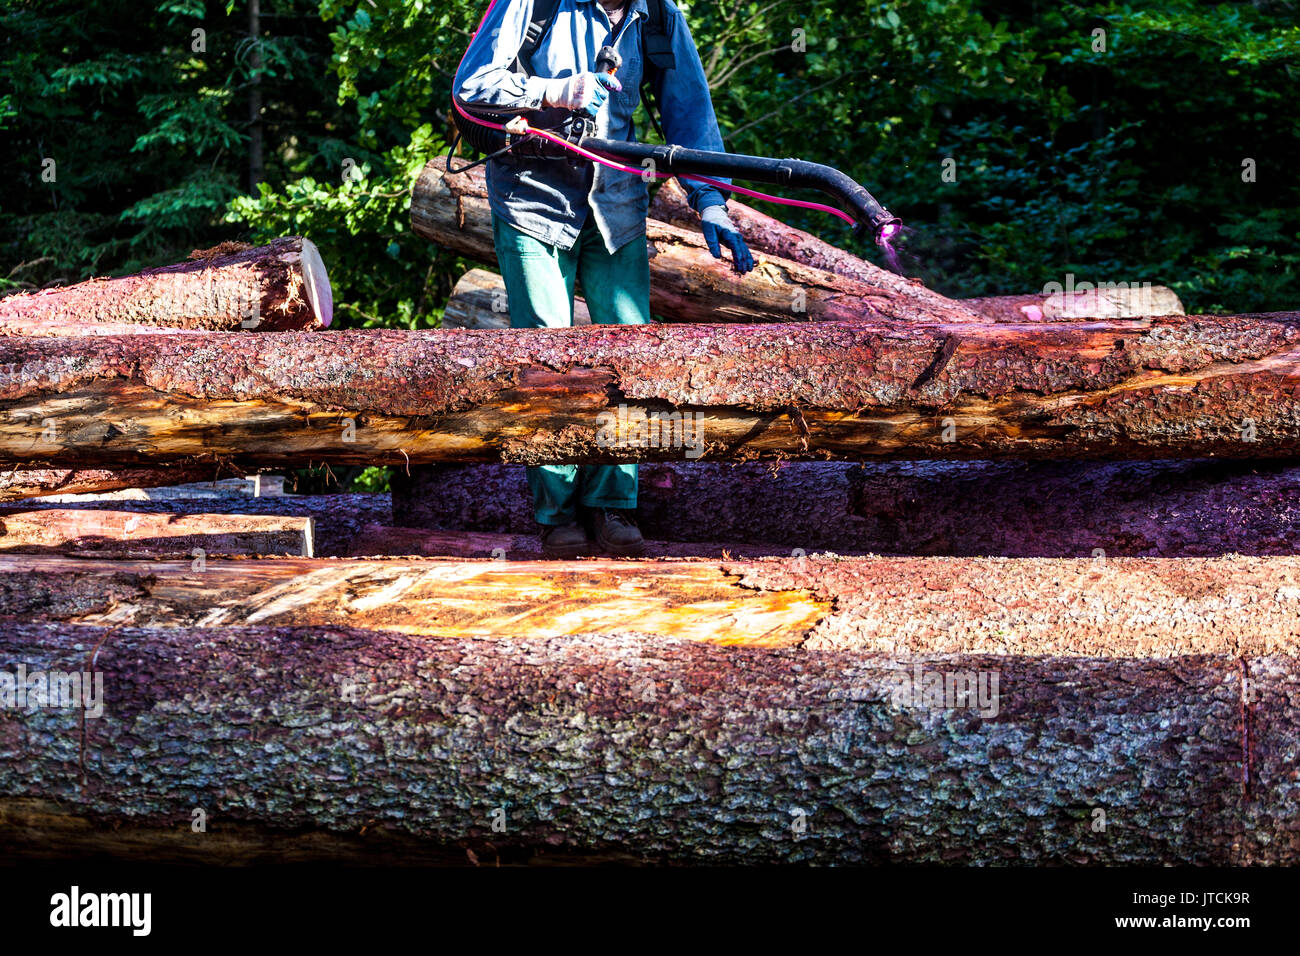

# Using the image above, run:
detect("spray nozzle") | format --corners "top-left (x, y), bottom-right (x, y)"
top-left (595, 46), bottom-right (622, 76)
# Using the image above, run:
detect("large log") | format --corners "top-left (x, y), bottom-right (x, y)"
top-left (443, 268), bottom-right (591, 329)
top-left (393, 458), bottom-right (1300, 558)
top-left (343, 523), bottom-right (799, 560)
top-left (0, 465), bottom-right (219, 502)
top-left (413, 161), bottom-right (986, 324)
top-left (650, 177), bottom-right (1185, 321)
top-left (1, 618), bottom-right (1296, 863)
top-left (9, 492), bottom-right (390, 558)
top-left (5, 552), bottom-right (1300, 657)
top-left (0, 237), bottom-right (332, 333)
top-left (441, 267), bottom-right (1186, 332)
top-left (0, 509), bottom-right (313, 557)
top-left (4, 315), bottom-right (1300, 467)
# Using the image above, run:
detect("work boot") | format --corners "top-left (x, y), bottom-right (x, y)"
top-left (539, 521), bottom-right (590, 559)
top-left (586, 507), bottom-right (645, 557)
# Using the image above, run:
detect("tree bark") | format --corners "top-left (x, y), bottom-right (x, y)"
top-left (1, 619), bottom-right (1295, 863)
top-left (444, 267), bottom-right (1187, 332)
top-left (0, 237), bottom-right (332, 333)
top-left (343, 522), bottom-right (793, 560)
top-left (0, 465), bottom-right (221, 502)
top-left (413, 161), bottom-right (986, 324)
top-left (5, 551), bottom-right (1300, 658)
top-left (443, 268), bottom-right (591, 329)
top-left (13, 492), bottom-right (390, 558)
top-left (0, 509), bottom-right (313, 558)
top-left (3, 315), bottom-right (1300, 467)
top-left (393, 458), bottom-right (1300, 558)
top-left (650, 176), bottom-right (1185, 322)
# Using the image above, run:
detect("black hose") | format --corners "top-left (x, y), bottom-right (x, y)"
top-left (578, 138), bottom-right (902, 247)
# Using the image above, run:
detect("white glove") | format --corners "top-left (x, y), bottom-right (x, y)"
top-left (542, 72), bottom-right (622, 117)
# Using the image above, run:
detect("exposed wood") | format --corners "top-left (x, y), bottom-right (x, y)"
top-left (0, 464), bottom-right (221, 502)
top-left (650, 176), bottom-right (1185, 322)
top-left (0, 237), bottom-right (332, 333)
top-left (0, 555), bottom-right (827, 647)
top-left (415, 161), bottom-right (986, 324)
top-left (443, 268), bottom-right (590, 329)
top-left (2, 618), bottom-right (1297, 863)
top-left (394, 458), bottom-right (1300, 558)
top-left (6, 551), bottom-right (1300, 656)
top-left (4, 316), bottom-right (1300, 467)
top-left (968, 286), bottom-right (1184, 322)
top-left (0, 508), bottom-right (312, 557)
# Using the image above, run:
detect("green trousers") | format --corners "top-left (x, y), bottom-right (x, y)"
top-left (493, 213), bottom-right (651, 526)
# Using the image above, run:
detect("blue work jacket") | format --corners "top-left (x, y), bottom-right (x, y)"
top-left (454, 0), bottom-right (731, 253)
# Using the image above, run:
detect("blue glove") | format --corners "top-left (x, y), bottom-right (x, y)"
top-left (700, 204), bottom-right (754, 274)
top-left (542, 72), bottom-right (623, 119)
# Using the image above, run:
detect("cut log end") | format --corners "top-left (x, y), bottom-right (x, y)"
top-left (299, 238), bottom-right (333, 329)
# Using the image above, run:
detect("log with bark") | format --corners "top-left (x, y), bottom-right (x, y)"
top-left (0, 237), bottom-right (332, 334)
top-left (441, 267), bottom-right (1186, 331)
top-left (1, 618), bottom-right (1297, 863)
top-left (0, 509), bottom-right (313, 558)
top-left (393, 458), bottom-right (1300, 558)
top-left (0, 464), bottom-right (224, 502)
top-left (413, 161), bottom-right (986, 324)
top-left (443, 267), bottom-right (591, 329)
top-left (5, 551), bottom-right (1300, 657)
top-left (11, 492), bottom-right (389, 558)
top-left (343, 523), bottom-right (796, 560)
top-left (4, 315), bottom-right (1300, 467)
top-left (650, 177), bottom-right (1185, 322)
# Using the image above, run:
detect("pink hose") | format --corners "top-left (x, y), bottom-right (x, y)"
top-left (452, 0), bottom-right (860, 227)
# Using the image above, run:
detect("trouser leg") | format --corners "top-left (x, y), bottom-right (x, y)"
top-left (575, 222), bottom-right (652, 509)
top-left (493, 214), bottom-right (581, 525)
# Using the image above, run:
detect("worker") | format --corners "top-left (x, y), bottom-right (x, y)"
top-left (454, 0), bottom-right (754, 558)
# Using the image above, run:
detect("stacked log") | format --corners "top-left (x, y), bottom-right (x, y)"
top-left (414, 161), bottom-right (987, 324)
top-left (3, 315), bottom-right (1300, 467)
top-left (392, 458), bottom-right (1300, 558)
top-left (0, 237), bottom-right (332, 334)
top-left (0, 464), bottom-right (220, 502)
top-left (1, 615), bottom-right (1296, 863)
top-left (0, 509), bottom-right (313, 557)
top-left (649, 176), bottom-right (1184, 321)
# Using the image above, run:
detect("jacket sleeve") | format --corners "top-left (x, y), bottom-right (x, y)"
top-left (454, 0), bottom-right (552, 112)
top-left (653, 1), bottom-right (731, 212)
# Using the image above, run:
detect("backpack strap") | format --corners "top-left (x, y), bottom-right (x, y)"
top-left (642, 0), bottom-right (676, 73)
top-left (512, 0), bottom-right (562, 73)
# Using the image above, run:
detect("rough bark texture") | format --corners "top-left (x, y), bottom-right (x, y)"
top-left (0, 237), bottom-right (332, 333)
top-left (417, 162), bottom-right (986, 324)
top-left (343, 523), bottom-right (797, 560)
top-left (651, 178), bottom-right (1188, 324)
top-left (443, 268), bottom-right (591, 330)
top-left (443, 267), bottom-right (1187, 333)
top-left (1, 620), bottom-right (1297, 864)
top-left (5, 315), bottom-right (1300, 467)
top-left (0, 509), bottom-right (313, 558)
top-left (11, 492), bottom-right (389, 558)
top-left (5, 551), bottom-right (1300, 657)
top-left (0, 465), bottom-right (222, 502)
top-left (393, 459), bottom-right (1300, 558)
